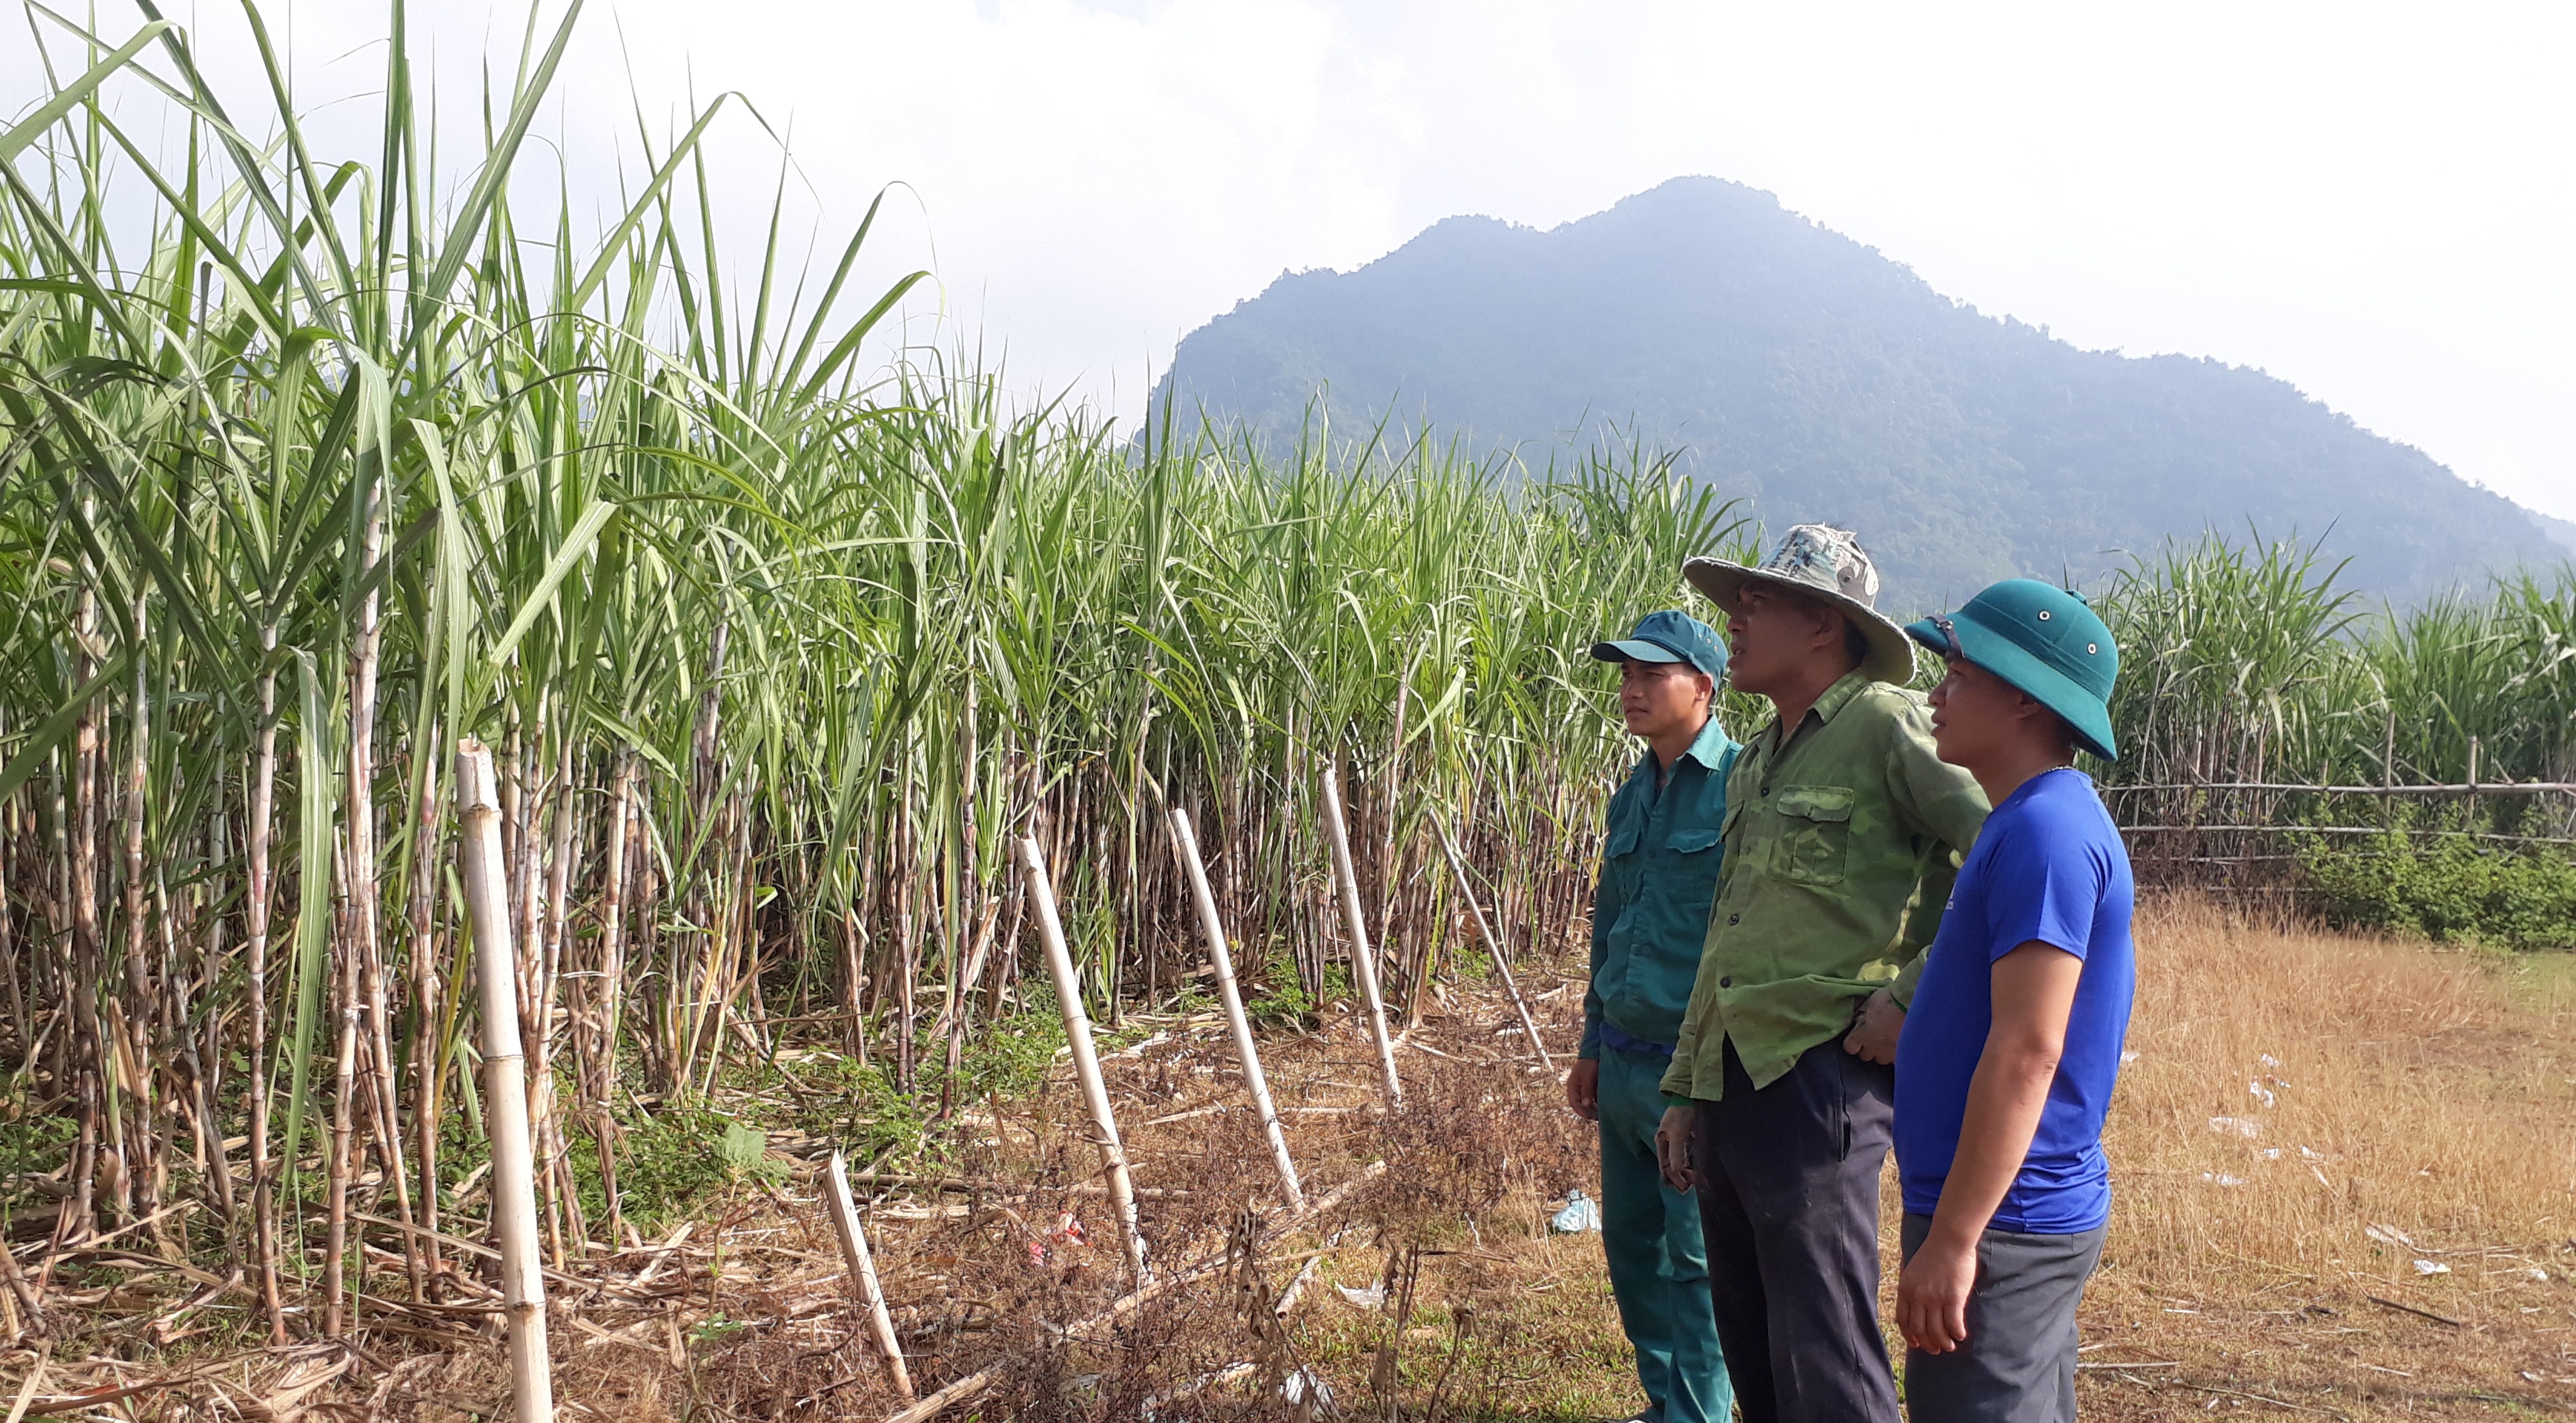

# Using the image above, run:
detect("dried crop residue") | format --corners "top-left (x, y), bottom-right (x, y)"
top-left (11, 896), bottom-right (2573, 1421)
top-left (2054, 897), bottom-right (2576, 1418)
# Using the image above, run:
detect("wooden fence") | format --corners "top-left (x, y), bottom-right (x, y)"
top-left (2104, 745), bottom-right (2576, 895)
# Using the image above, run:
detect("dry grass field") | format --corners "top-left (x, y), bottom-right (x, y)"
top-left (2072, 898), bottom-right (2576, 1417)
top-left (13, 896), bottom-right (2573, 1421)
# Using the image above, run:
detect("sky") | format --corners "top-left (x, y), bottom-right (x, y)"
top-left (30, 1), bottom-right (2576, 521)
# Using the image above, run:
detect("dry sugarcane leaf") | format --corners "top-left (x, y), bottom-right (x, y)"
top-left (238, 1352), bottom-right (350, 1423)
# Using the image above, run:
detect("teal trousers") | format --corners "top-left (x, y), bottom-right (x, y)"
top-left (1598, 1046), bottom-right (1734, 1423)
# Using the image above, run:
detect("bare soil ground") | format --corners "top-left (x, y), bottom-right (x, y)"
top-left (11, 896), bottom-right (2575, 1420)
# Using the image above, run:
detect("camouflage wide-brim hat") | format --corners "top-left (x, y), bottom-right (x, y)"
top-left (1683, 524), bottom-right (1917, 684)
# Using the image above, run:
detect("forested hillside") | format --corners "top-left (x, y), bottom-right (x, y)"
top-left (1155, 177), bottom-right (2559, 606)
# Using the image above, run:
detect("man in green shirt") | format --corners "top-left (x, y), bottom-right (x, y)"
top-left (1573, 610), bottom-right (1739, 1423)
top-left (1651, 525), bottom-right (1990, 1423)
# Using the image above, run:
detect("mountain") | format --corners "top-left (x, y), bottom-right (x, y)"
top-left (1152, 177), bottom-right (2560, 608)
top-left (2537, 512), bottom-right (2576, 556)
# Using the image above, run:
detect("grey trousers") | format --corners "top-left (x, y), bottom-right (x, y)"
top-left (1691, 1039), bottom-right (1901, 1423)
top-left (1899, 1213), bottom-right (2109, 1423)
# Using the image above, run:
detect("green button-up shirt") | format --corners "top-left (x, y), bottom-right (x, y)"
top-left (1659, 669), bottom-right (1990, 1100)
top-left (1582, 716), bottom-right (1740, 1059)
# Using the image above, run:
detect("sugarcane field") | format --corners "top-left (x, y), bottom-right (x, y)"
top-left (5, 6), bottom-right (2576, 1422)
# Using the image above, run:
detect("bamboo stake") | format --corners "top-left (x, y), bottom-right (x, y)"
top-left (1165, 809), bottom-right (1304, 1210)
top-left (1012, 834), bottom-right (1148, 1280)
top-left (1319, 766), bottom-right (1403, 1105)
top-left (1427, 814), bottom-right (1553, 1072)
top-left (821, 1152), bottom-right (912, 1399)
top-left (456, 740), bottom-right (554, 1423)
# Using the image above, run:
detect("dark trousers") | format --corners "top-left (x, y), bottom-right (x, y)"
top-left (1692, 1037), bottom-right (1900, 1423)
top-left (1900, 1214), bottom-right (2107, 1423)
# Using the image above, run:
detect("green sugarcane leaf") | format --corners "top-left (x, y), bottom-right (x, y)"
top-left (0, 21), bottom-right (172, 165)
top-left (487, 499), bottom-right (620, 665)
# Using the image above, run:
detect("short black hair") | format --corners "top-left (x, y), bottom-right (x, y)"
top-left (1842, 619), bottom-right (1871, 670)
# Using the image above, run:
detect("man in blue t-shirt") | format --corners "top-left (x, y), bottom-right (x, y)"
top-left (1893, 580), bottom-right (2135, 1423)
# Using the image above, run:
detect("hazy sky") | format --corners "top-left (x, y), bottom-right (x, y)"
top-left (46, 1), bottom-right (2576, 519)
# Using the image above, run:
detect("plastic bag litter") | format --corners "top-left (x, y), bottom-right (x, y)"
top-left (2207, 1116), bottom-right (2262, 1139)
top-left (2248, 1080), bottom-right (2276, 1108)
top-left (2414, 1259), bottom-right (2450, 1276)
top-left (1334, 1281), bottom-right (1386, 1310)
top-left (1282, 1367), bottom-right (1333, 1407)
top-left (1551, 1188), bottom-right (1603, 1234)
top-left (2199, 1172), bottom-right (2247, 1187)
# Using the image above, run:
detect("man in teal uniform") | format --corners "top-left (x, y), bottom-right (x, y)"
top-left (1570, 610), bottom-right (1739, 1423)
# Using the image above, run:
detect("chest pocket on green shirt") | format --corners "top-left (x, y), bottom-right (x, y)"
top-left (1770, 785), bottom-right (1855, 886)
top-left (1668, 827), bottom-right (1722, 855)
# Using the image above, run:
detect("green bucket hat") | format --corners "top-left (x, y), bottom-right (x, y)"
top-left (1905, 579), bottom-right (2120, 760)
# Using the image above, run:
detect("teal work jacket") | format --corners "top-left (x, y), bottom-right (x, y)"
top-left (1581, 716), bottom-right (1740, 1059)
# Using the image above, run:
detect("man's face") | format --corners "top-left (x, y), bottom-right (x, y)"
top-left (1927, 656), bottom-right (2032, 768)
top-left (1619, 657), bottom-right (1711, 741)
top-left (1725, 583), bottom-right (1840, 699)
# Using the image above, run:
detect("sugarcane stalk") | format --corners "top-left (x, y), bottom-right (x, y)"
top-left (243, 632), bottom-right (286, 1341)
top-left (323, 995), bottom-right (358, 1336)
top-left (457, 739), bottom-right (555, 1423)
top-left (1319, 765), bottom-right (1403, 1105)
top-left (1428, 813), bottom-right (1553, 1071)
top-left (1165, 808), bottom-right (1303, 1210)
top-left (1013, 834), bottom-right (1148, 1281)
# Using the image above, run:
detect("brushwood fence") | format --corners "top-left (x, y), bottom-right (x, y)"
top-left (2106, 745), bottom-right (2576, 899)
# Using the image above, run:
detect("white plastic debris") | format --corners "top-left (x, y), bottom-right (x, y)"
top-left (2413, 1259), bottom-right (2450, 1276)
top-left (2299, 1145), bottom-right (2324, 1160)
top-left (1335, 1281), bottom-right (1387, 1310)
top-left (2120, 1050), bottom-right (2140, 1065)
top-left (2259, 1148), bottom-right (2283, 1160)
top-left (1281, 1367), bottom-right (1334, 1407)
top-left (2248, 1080), bottom-right (2276, 1108)
top-left (2364, 1223), bottom-right (2417, 1249)
top-left (2199, 1172), bottom-right (2247, 1187)
top-left (2260, 1054), bottom-right (2281, 1068)
top-left (2207, 1116), bottom-right (2262, 1139)
top-left (2533, 1268), bottom-right (2552, 1283)
top-left (1551, 1188), bottom-right (1603, 1234)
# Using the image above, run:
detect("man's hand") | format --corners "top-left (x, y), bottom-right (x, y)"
top-left (1843, 987), bottom-right (1905, 1064)
top-left (1896, 1230), bottom-right (1979, 1353)
top-left (1564, 1059), bottom-right (1601, 1122)
top-left (1654, 1103), bottom-right (1698, 1191)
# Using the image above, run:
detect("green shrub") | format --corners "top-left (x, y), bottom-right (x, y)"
top-left (571, 1096), bottom-right (787, 1233)
top-left (2301, 829), bottom-right (2576, 951)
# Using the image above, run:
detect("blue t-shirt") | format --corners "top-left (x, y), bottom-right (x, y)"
top-left (1895, 767), bottom-right (2135, 1234)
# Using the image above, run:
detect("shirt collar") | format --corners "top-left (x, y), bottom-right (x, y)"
top-left (1631, 715), bottom-right (1731, 782)
top-left (1680, 715), bottom-right (1734, 771)
top-left (1761, 667), bottom-right (1875, 750)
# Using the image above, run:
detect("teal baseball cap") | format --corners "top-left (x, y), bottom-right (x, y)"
top-left (1905, 579), bottom-right (2120, 760)
top-left (1591, 610), bottom-right (1728, 682)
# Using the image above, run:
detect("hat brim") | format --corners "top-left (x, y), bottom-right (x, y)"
top-left (1683, 556), bottom-right (1916, 685)
top-left (1589, 637), bottom-right (1685, 665)
top-left (1905, 614), bottom-right (2118, 761)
